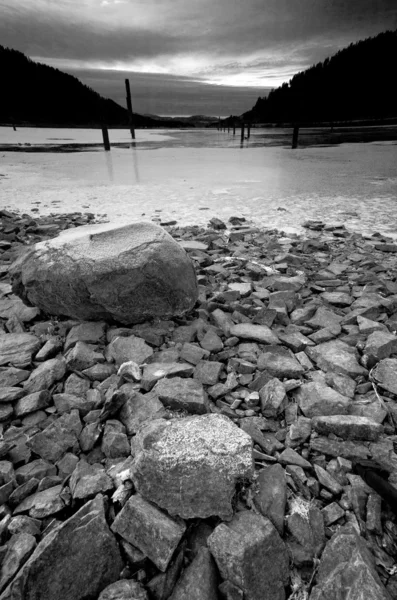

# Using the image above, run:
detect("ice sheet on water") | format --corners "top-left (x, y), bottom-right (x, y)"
top-left (0, 129), bottom-right (396, 238)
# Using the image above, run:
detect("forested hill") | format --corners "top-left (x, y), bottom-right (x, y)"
top-left (0, 45), bottom-right (157, 127)
top-left (244, 29), bottom-right (397, 124)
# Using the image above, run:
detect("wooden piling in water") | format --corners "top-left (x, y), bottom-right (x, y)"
top-left (233, 123), bottom-right (236, 135)
top-left (241, 123), bottom-right (245, 142)
top-left (125, 79), bottom-right (136, 140)
top-left (292, 125), bottom-right (299, 149)
top-left (247, 123), bottom-right (251, 139)
top-left (101, 126), bottom-right (111, 151)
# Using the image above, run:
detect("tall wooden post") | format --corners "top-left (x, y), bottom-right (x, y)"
top-left (247, 123), bottom-right (251, 139)
top-left (292, 125), bottom-right (299, 149)
top-left (125, 79), bottom-right (135, 140)
top-left (101, 126), bottom-right (110, 151)
top-left (241, 123), bottom-right (245, 142)
top-left (233, 123), bottom-right (236, 135)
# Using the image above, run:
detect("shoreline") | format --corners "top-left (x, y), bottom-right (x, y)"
top-left (1, 210), bottom-right (397, 597)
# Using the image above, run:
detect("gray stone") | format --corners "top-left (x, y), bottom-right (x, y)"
top-left (325, 372), bottom-right (356, 398)
top-left (0, 334), bottom-right (41, 368)
top-left (306, 340), bottom-right (367, 378)
top-left (98, 580), bottom-right (148, 600)
top-left (294, 381), bottom-right (351, 418)
top-left (7, 516), bottom-right (41, 538)
top-left (257, 345), bottom-right (304, 379)
top-left (320, 292), bottom-right (353, 306)
top-left (229, 324), bottom-right (280, 345)
top-left (101, 422), bottom-right (130, 458)
top-left (193, 360), bottom-right (223, 385)
top-left (254, 464), bottom-right (287, 535)
top-left (321, 502), bottom-right (345, 526)
top-left (131, 414), bottom-right (253, 520)
top-left (313, 464), bottom-right (343, 495)
top-left (200, 330), bottom-right (224, 353)
top-left (119, 390), bottom-right (165, 435)
top-left (79, 421), bottom-right (102, 452)
top-left (306, 307), bottom-right (343, 330)
top-left (65, 321), bottom-right (107, 351)
top-left (287, 503), bottom-right (325, 559)
top-left (287, 416), bottom-right (312, 447)
top-left (180, 343), bottom-right (207, 365)
top-left (27, 410), bottom-right (82, 463)
top-left (64, 373), bottom-right (90, 396)
top-left (14, 391), bottom-right (51, 417)
top-left (69, 461), bottom-right (114, 500)
top-left (13, 485), bottom-right (65, 519)
top-left (141, 362), bottom-right (194, 391)
top-left (0, 405), bottom-right (13, 422)
top-left (0, 387), bottom-right (25, 403)
top-left (111, 494), bottom-right (186, 572)
top-left (53, 392), bottom-right (101, 417)
top-left (15, 459), bottom-right (56, 485)
top-left (259, 378), bottom-right (287, 418)
top-left (107, 336), bottom-right (153, 366)
top-left (11, 222), bottom-right (198, 324)
top-left (372, 358), bottom-right (397, 395)
top-left (0, 533), bottom-right (36, 594)
top-left (208, 510), bottom-right (289, 600)
top-left (278, 448), bottom-right (311, 469)
top-left (82, 362), bottom-right (116, 381)
top-left (65, 341), bottom-right (104, 372)
top-left (23, 358), bottom-right (66, 393)
top-left (169, 547), bottom-right (218, 600)
top-left (310, 527), bottom-right (391, 600)
top-left (310, 436), bottom-right (371, 462)
top-left (153, 377), bottom-right (209, 414)
top-left (0, 368), bottom-right (30, 388)
top-left (8, 480), bottom-right (39, 509)
top-left (364, 330), bottom-right (397, 366)
top-left (0, 495), bottom-right (122, 600)
top-left (312, 415), bottom-right (384, 441)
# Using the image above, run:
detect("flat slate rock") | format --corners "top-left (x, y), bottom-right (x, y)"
top-left (229, 324), bottom-right (280, 345)
top-left (306, 340), bottom-right (367, 378)
top-left (208, 510), bottom-right (289, 600)
top-left (111, 494), bottom-right (186, 572)
top-left (310, 526), bottom-right (391, 600)
top-left (0, 334), bottom-right (41, 368)
top-left (312, 415), bottom-right (384, 441)
top-left (0, 495), bottom-right (122, 600)
top-left (372, 358), bottom-right (397, 395)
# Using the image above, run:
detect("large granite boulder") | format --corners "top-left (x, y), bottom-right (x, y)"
top-left (10, 222), bottom-right (198, 324)
top-left (131, 414), bottom-right (254, 520)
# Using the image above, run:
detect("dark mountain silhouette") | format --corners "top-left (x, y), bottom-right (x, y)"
top-left (243, 29), bottom-right (397, 125)
top-left (0, 46), bottom-right (188, 128)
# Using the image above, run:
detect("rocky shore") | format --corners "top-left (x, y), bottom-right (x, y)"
top-left (1, 208), bottom-right (397, 599)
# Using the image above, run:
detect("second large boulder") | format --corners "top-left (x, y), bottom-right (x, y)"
top-left (131, 414), bottom-right (254, 520)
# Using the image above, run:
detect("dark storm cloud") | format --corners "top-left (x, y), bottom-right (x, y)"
top-left (2, 0), bottom-right (396, 64)
top-left (1, 0), bottom-right (396, 113)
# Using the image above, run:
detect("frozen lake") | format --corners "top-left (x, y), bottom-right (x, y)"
top-left (1, 126), bottom-right (397, 237)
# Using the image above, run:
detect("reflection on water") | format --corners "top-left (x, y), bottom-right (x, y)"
top-left (130, 144), bottom-right (140, 183)
top-left (104, 152), bottom-right (114, 182)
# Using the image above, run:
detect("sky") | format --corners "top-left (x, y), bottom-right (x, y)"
top-left (2, 0), bottom-right (397, 116)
